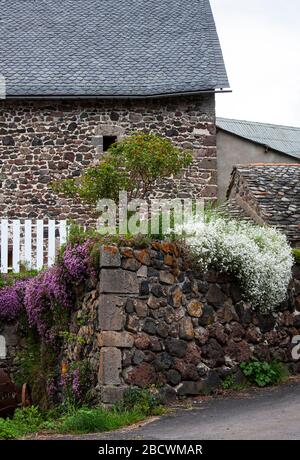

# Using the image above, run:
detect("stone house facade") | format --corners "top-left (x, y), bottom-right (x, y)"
top-left (0, 0), bottom-right (229, 224)
top-left (0, 95), bottom-right (217, 223)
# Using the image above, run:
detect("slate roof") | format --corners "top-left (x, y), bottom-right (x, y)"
top-left (0, 0), bottom-right (229, 98)
top-left (217, 118), bottom-right (300, 160)
top-left (226, 164), bottom-right (300, 245)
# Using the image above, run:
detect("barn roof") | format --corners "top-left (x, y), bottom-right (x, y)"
top-left (0, 0), bottom-right (229, 98)
top-left (217, 118), bottom-right (300, 160)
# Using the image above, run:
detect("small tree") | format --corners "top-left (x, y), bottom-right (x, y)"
top-left (52, 133), bottom-right (192, 203)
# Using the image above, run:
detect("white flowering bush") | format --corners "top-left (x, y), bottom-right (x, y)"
top-left (179, 216), bottom-right (293, 313)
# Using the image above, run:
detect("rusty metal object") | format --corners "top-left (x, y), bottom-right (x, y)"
top-left (21, 383), bottom-right (32, 408)
top-left (0, 369), bottom-right (20, 417)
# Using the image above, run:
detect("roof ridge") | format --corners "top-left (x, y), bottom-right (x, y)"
top-left (217, 117), bottom-right (300, 131)
top-left (234, 163), bottom-right (300, 169)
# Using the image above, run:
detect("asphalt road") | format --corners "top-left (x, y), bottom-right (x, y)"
top-left (38, 380), bottom-right (300, 440)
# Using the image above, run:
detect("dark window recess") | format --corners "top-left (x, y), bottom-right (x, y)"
top-left (103, 136), bottom-right (117, 152)
top-left (8, 248), bottom-right (12, 271)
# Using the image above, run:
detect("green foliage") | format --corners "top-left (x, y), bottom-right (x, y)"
top-left (221, 375), bottom-right (235, 390)
top-left (57, 407), bottom-right (144, 434)
top-left (13, 337), bottom-right (57, 409)
top-left (240, 359), bottom-right (288, 387)
top-left (221, 375), bottom-right (248, 392)
top-left (0, 406), bottom-right (43, 440)
top-left (292, 249), bottom-right (300, 265)
top-left (120, 387), bottom-right (161, 415)
top-left (13, 337), bottom-right (41, 388)
top-left (0, 388), bottom-right (163, 439)
top-left (52, 133), bottom-right (192, 203)
top-left (64, 222), bottom-right (154, 251)
top-left (59, 387), bottom-right (162, 434)
top-left (0, 269), bottom-right (39, 289)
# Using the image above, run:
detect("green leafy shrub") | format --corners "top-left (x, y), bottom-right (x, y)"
top-left (292, 249), bottom-right (300, 265)
top-left (0, 406), bottom-right (43, 440)
top-left (120, 387), bottom-right (161, 415)
top-left (52, 133), bottom-right (192, 204)
top-left (240, 359), bottom-right (288, 387)
top-left (221, 375), bottom-right (248, 391)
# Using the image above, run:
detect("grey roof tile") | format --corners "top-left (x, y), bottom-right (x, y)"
top-left (0, 0), bottom-right (229, 97)
top-left (226, 164), bottom-right (300, 245)
top-left (217, 118), bottom-right (300, 160)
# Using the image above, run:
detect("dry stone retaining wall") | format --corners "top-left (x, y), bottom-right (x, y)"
top-left (2, 244), bottom-right (300, 405)
top-left (73, 244), bottom-right (300, 404)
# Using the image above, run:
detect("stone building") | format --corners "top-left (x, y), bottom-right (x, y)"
top-left (0, 0), bottom-right (229, 223)
top-left (217, 118), bottom-right (300, 201)
top-left (225, 164), bottom-right (300, 248)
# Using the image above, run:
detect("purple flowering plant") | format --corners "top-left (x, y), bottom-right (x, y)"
top-left (0, 239), bottom-right (95, 341)
top-left (0, 279), bottom-right (28, 322)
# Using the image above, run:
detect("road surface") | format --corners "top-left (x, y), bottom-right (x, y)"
top-left (38, 380), bottom-right (300, 440)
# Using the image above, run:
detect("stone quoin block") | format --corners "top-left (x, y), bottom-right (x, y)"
top-left (97, 331), bottom-right (134, 348)
top-left (98, 347), bottom-right (122, 385)
top-left (100, 246), bottom-right (121, 268)
top-left (99, 269), bottom-right (139, 294)
top-left (101, 386), bottom-right (126, 404)
top-left (97, 294), bottom-right (125, 331)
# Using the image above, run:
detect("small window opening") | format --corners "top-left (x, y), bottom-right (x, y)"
top-left (103, 135), bottom-right (117, 152)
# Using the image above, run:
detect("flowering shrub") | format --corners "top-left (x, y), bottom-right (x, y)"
top-left (181, 216), bottom-right (293, 313)
top-left (62, 239), bottom-right (95, 282)
top-left (24, 267), bottom-right (70, 339)
top-left (56, 360), bottom-right (92, 406)
top-left (0, 241), bottom-right (95, 340)
top-left (0, 280), bottom-right (28, 322)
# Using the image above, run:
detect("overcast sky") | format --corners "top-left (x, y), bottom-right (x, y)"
top-left (210, 0), bottom-right (300, 127)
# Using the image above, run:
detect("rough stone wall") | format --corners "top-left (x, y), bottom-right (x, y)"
top-left (228, 172), bottom-right (264, 223)
top-left (66, 244), bottom-right (300, 404)
top-left (1, 245), bottom-right (300, 403)
top-left (0, 323), bottom-right (24, 376)
top-left (0, 94), bottom-right (216, 223)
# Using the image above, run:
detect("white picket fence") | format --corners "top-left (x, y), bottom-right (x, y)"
top-left (0, 219), bottom-right (68, 273)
